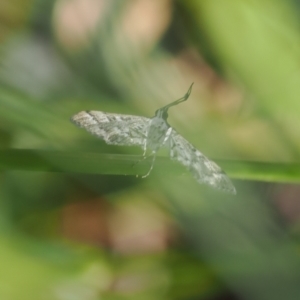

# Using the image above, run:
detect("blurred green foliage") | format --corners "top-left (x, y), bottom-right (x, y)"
top-left (1, 0), bottom-right (300, 299)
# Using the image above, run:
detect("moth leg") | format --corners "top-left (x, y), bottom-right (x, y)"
top-left (141, 153), bottom-right (157, 178)
top-left (134, 127), bottom-right (172, 177)
top-left (161, 127), bottom-right (173, 147)
top-left (132, 139), bottom-right (148, 169)
top-left (142, 141), bottom-right (147, 156)
top-left (132, 149), bottom-right (158, 178)
top-left (168, 136), bottom-right (175, 158)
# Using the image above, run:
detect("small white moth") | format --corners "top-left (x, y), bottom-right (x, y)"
top-left (71, 84), bottom-right (236, 194)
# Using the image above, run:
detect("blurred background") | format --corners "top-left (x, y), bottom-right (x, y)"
top-left (1, 0), bottom-right (300, 299)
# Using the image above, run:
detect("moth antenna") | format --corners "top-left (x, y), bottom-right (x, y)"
top-left (161, 82), bottom-right (194, 111)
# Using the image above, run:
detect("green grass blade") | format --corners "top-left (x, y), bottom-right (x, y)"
top-left (1, 149), bottom-right (300, 183)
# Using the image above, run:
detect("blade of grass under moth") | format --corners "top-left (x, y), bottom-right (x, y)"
top-left (1, 149), bottom-right (300, 183)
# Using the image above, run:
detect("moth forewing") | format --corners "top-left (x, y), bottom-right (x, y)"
top-left (71, 111), bottom-right (150, 147)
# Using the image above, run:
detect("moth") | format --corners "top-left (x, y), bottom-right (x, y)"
top-left (71, 83), bottom-right (236, 194)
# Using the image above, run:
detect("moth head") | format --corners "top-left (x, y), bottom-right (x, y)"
top-left (155, 108), bottom-right (168, 120)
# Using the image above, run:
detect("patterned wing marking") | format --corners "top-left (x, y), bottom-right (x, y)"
top-left (71, 111), bottom-right (150, 148)
top-left (169, 131), bottom-right (236, 194)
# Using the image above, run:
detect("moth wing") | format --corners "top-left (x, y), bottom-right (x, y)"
top-left (169, 131), bottom-right (236, 194)
top-left (71, 111), bottom-right (150, 148)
